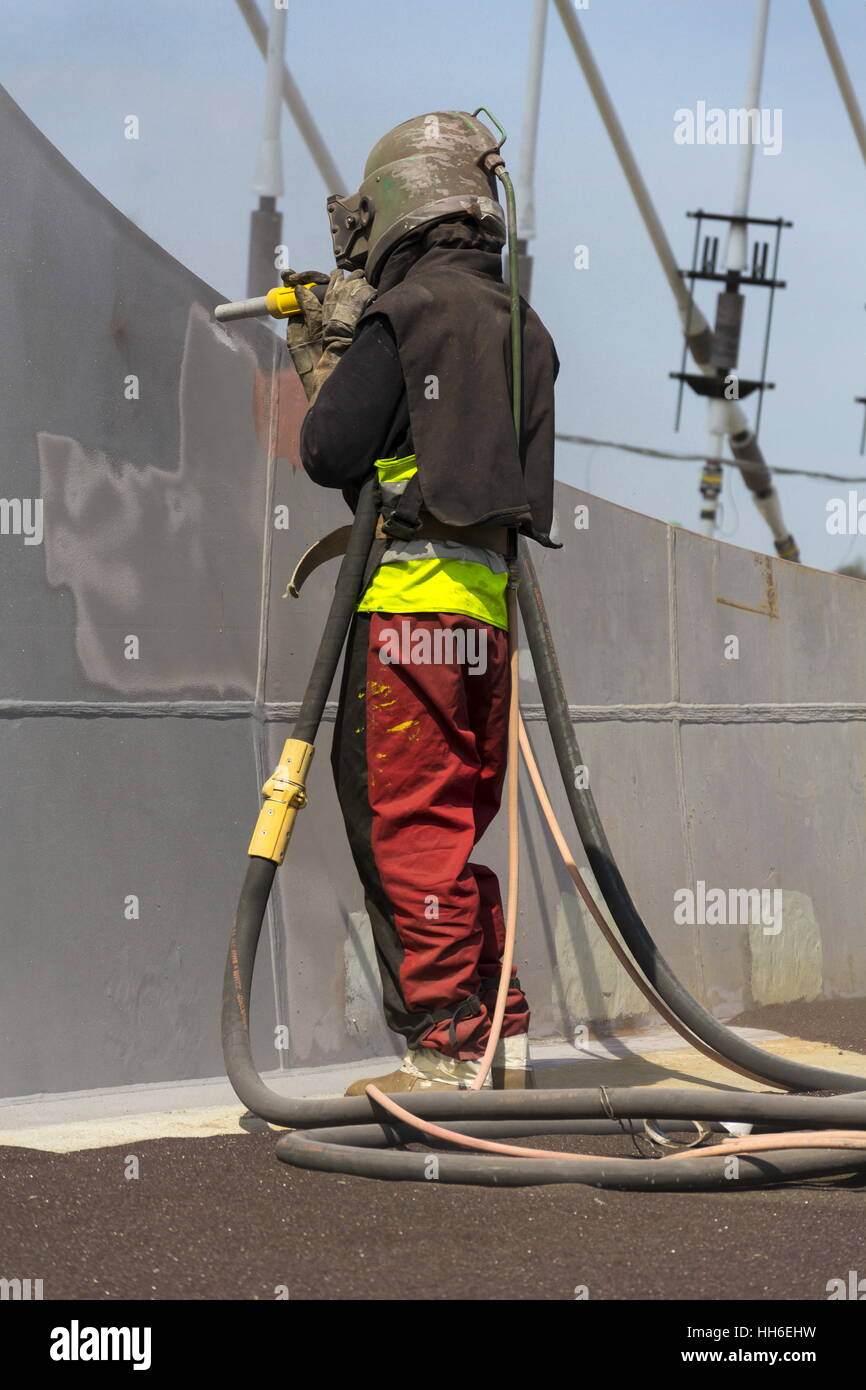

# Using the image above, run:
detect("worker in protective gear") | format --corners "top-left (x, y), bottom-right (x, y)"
top-left (285, 112), bottom-right (559, 1094)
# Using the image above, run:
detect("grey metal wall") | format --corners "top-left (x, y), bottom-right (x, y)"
top-left (2, 86), bottom-right (864, 1100)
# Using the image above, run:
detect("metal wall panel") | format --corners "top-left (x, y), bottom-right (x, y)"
top-left (3, 85), bottom-right (865, 1100)
top-left (0, 87), bottom-right (286, 1095)
top-left (0, 715), bottom-right (277, 1096)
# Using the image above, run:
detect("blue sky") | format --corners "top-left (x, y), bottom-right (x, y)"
top-left (4, 0), bottom-right (866, 571)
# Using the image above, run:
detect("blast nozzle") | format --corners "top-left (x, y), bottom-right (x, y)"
top-left (215, 283), bottom-right (327, 323)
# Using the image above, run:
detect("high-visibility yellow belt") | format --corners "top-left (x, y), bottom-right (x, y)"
top-left (358, 454), bottom-right (509, 631)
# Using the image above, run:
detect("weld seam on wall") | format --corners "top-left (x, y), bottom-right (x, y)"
top-left (667, 525), bottom-right (682, 707)
top-left (5, 700), bottom-right (866, 724)
top-left (0, 701), bottom-right (256, 718)
top-left (668, 526), bottom-right (705, 997)
top-left (256, 336), bottom-right (290, 1066)
top-left (528, 704), bottom-right (866, 723)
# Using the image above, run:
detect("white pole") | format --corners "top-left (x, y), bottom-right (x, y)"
top-left (808, 0), bottom-right (866, 167)
top-left (517, 0), bottom-right (549, 242)
top-left (234, 0), bottom-right (346, 193)
top-left (727, 0), bottom-right (771, 273)
top-left (703, 401), bottom-right (729, 537)
top-left (254, 1), bottom-right (287, 197)
top-left (704, 0), bottom-right (771, 538)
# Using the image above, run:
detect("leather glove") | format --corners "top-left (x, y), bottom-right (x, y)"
top-left (282, 268), bottom-right (377, 405)
top-left (308, 270), bottom-right (378, 404)
top-left (281, 268), bottom-right (330, 401)
top-left (320, 269), bottom-right (378, 347)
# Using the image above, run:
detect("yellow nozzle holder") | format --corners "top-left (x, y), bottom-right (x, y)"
top-left (264, 283), bottom-right (319, 320)
top-left (248, 738), bottom-right (315, 864)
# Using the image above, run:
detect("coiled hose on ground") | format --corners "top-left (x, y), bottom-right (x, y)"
top-left (223, 476), bottom-right (866, 1191)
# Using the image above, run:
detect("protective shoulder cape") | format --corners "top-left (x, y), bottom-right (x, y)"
top-left (360, 235), bottom-right (559, 544)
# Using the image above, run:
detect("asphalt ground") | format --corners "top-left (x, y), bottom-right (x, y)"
top-left (2, 997), bottom-right (865, 1302)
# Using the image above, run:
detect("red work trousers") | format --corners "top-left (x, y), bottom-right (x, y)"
top-left (331, 611), bottom-right (530, 1060)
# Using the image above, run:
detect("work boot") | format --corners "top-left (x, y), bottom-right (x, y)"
top-left (491, 1033), bottom-right (535, 1090)
top-left (344, 1046), bottom-right (491, 1096)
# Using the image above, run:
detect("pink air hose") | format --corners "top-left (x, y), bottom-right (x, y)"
top-left (366, 590), bottom-right (866, 1165)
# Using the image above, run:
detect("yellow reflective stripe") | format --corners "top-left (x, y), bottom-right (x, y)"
top-left (375, 453), bottom-right (418, 486)
top-left (358, 558), bottom-right (509, 631)
top-left (365, 455), bottom-right (508, 628)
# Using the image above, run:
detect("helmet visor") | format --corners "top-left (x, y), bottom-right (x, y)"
top-left (326, 192), bottom-right (374, 270)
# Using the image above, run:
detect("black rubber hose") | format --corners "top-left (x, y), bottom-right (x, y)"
top-left (275, 1126), bottom-right (864, 1191)
top-left (293, 475), bottom-right (380, 743)
top-left (516, 543), bottom-right (866, 1094)
top-left (272, 1085), bottom-right (866, 1189)
top-left (222, 475), bottom-right (380, 1126)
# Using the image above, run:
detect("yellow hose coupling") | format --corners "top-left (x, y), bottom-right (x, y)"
top-left (248, 738), bottom-right (315, 864)
top-left (264, 283), bottom-right (321, 320)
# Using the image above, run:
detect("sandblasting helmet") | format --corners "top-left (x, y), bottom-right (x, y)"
top-left (327, 110), bottom-right (506, 286)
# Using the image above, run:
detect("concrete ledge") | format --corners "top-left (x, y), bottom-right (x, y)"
top-left (4, 1028), bottom-right (864, 1153)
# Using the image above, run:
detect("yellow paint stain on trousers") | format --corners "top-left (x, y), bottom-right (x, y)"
top-left (387, 719), bottom-right (419, 734)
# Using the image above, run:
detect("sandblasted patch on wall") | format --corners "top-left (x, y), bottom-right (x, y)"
top-left (553, 881), bottom-right (649, 1030)
top-left (749, 890), bottom-right (822, 1005)
top-left (38, 305), bottom-right (266, 693)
